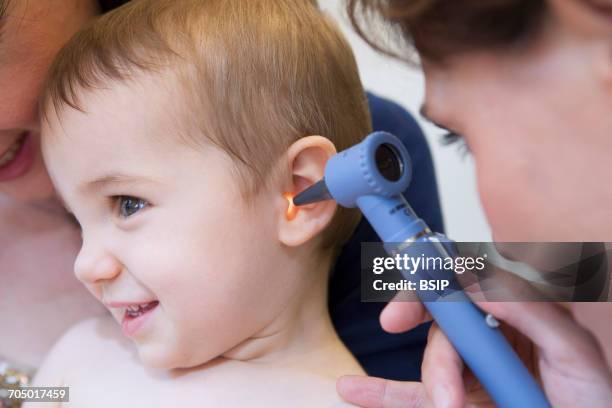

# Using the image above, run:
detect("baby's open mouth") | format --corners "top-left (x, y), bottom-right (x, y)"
top-left (125, 301), bottom-right (159, 318)
top-left (121, 300), bottom-right (160, 337)
top-left (0, 132), bottom-right (27, 167)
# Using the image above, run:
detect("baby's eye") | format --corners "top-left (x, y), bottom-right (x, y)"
top-left (115, 196), bottom-right (149, 218)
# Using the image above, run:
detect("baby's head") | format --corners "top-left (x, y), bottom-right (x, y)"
top-left (41, 0), bottom-right (371, 369)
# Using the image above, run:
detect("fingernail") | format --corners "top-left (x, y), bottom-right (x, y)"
top-left (433, 385), bottom-right (451, 408)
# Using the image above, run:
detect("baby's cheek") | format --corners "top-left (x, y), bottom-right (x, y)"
top-left (128, 298), bottom-right (193, 369)
top-left (150, 274), bottom-right (221, 358)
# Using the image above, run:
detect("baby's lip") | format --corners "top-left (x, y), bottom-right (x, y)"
top-left (104, 300), bottom-right (158, 309)
top-left (104, 300), bottom-right (160, 323)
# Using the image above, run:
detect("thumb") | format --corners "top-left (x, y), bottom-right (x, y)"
top-left (337, 375), bottom-right (428, 408)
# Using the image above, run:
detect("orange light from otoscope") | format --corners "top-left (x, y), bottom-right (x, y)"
top-left (283, 192), bottom-right (298, 220)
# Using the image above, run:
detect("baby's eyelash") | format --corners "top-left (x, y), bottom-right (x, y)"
top-left (439, 131), bottom-right (471, 157)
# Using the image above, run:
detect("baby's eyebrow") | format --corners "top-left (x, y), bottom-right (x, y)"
top-left (81, 173), bottom-right (161, 192)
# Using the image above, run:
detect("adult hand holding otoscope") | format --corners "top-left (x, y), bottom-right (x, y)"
top-left (294, 132), bottom-right (612, 407)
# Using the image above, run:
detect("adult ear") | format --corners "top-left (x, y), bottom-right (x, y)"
top-left (277, 136), bottom-right (338, 247)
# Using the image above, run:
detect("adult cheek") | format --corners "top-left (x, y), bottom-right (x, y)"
top-left (0, 158), bottom-right (56, 201)
top-left (473, 154), bottom-right (538, 241)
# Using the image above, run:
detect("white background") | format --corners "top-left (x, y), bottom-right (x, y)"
top-left (321, 0), bottom-right (491, 241)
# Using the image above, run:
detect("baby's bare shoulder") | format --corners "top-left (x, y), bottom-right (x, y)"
top-left (58, 316), bottom-right (123, 348)
top-left (63, 316), bottom-right (135, 361)
top-left (222, 366), bottom-right (358, 407)
top-left (34, 317), bottom-right (134, 383)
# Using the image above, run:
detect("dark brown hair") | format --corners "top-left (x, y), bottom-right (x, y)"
top-left (0, 0), bottom-right (9, 24)
top-left (347, 0), bottom-right (546, 63)
top-left (98, 0), bottom-right (130, 12)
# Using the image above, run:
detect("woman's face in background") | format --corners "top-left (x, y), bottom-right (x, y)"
top-left (0, 0), bottom-right (97, 201)
top-left (420, 0), bottom-right (612, 241)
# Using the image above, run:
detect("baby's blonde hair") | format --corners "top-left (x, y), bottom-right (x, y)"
top-left (42, 0), bottom-right (372, 254)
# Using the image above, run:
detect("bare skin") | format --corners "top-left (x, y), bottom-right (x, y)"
top-left (27, 317), bottom-right (361, 408)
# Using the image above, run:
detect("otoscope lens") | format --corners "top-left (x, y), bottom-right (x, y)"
top-left (375, 143), bottom-right (403, 181)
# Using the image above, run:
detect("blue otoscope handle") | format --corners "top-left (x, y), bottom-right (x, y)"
top-left (356, 194), bottom-right (550, 408)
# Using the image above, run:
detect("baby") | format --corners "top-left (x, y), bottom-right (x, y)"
top-left (28, 0), bottom-right (373, 406)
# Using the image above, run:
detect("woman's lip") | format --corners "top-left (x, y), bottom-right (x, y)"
top-left (0, 131), bottom-right (36, 182)
top-left (121, 301), bottom-right (159, 338)
top-left (0, 133), bottom-right (23, 157)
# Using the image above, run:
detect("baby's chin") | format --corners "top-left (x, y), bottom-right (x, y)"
top-left (136, 343), bottom-right (177, 370)
top-left (119, 315), bottom-right (240, 370)
top-left (135, 341), bottom-right (221, 371)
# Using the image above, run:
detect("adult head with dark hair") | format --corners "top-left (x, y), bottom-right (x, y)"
top-left (0, 0), bottom-right (133, 382)
top-left (0, 8), bottom-right (133, 405)
top-left (0, 0), bottom-right (100, 200)
top-left (347, 0), bottom-right (612, 242)
top-left (337, 1), bottom-right (612, 407)
top-left (0, 0), bottom-right (135, 199)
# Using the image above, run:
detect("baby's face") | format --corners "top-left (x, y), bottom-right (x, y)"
top-left (42, 75), bottom-right (301, 369)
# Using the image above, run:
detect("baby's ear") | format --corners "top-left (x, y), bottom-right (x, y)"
top-left (277, 136), bottom-right (337, 247)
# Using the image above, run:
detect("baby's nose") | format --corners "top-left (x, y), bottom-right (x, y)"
top-left (74, 244), bottom-right (122, 285)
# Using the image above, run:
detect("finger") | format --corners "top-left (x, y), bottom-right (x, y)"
top-left (380, 298), bottom-right (432, 333)
top-left (477, 302), bottom-right (605, 369)
top-left (337, 375), bottom-right (428, 408)
top-left (388, 289), bottom-right (420, 302)
top-left (421, 324), bottom-right (465, 408)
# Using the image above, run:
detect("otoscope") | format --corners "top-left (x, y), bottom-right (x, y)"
top-left (293, 131), bottom-right (550, 408)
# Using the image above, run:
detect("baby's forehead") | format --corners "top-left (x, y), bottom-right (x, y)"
top-left (42, 100), bottom-right (216, 193)
top-left (43, 71), bottom-right (200, 149)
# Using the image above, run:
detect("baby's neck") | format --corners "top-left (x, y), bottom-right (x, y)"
top-left (220, 255), bottom-right (344, 369)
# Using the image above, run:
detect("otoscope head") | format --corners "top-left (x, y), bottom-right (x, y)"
top-left (293, 131), bottom-right (412, 207)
